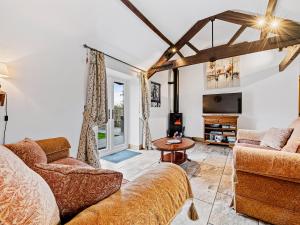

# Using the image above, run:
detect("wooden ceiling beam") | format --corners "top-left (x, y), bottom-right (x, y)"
top-left (216, 10), bottom-right (300, 37)
top-left (187, 42), bottom-right (200, 53)
top-left (227, 25), bottom-right (247, 45)
top-left (147, 18), bottom-right (210, 77)
top-left (150, 36), bottom-right (300, 74)
top-left (279, 45), bottom-right (300, 72)
top-left (148, 10), bottom-right (300, 77)
top-left (120, 0), bottom-right (173, 46)
top-left (265, 0), bottom-right (277, 16)
top-left (260, 0), bottom-right (278, 39)
top-left (175, 51), bottom-right (184, 58)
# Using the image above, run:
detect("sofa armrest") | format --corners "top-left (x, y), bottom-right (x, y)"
top-left (36, 137), bottom-right (71, 163)
top-left (66, 163), bottom-right (193, 225)
top-left (233, 145), bottom-right (300, 182)
top-left (237, 129), bottom-right (265, 143)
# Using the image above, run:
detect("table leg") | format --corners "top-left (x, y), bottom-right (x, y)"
top-left (185, 150), bottom-right (191, 162)
top-left (161, 151), bottom-right (164, 162)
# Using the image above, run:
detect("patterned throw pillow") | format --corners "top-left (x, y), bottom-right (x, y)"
top-left (261, 128), bottom-right (294, 150)
top-left (34, 163), bottom-right (123, 219)
top-left (5, 138), bottom-right (47, 168)
top-left (0, 145), bottom-right (60, 225)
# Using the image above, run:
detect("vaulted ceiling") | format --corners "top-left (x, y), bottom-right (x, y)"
top-left (1, 0), bottom-right (299, 74)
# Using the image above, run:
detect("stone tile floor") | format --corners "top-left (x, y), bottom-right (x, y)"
top-left (100, 143), bottom-right (270, 225)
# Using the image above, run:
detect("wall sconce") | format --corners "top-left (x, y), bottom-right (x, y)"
top-left (0, 62), bottom-right (9, 106)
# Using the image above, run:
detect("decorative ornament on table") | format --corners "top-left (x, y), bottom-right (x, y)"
top-left (167, 131), bottom-right (183, 144)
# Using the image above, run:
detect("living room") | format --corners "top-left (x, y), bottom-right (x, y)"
top-left (0, 1), bottom-right (300, 225)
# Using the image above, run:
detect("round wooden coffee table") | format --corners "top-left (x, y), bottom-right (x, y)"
top-left (153, 137), bottom-right (195, 165)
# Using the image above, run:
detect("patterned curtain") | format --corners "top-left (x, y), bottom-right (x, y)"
top-left (77, 50), bottom-right (108, 168)
top-left (140, 72), bottom-right (152, 150)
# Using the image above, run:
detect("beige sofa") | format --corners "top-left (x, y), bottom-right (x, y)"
top-left (233, 118), bottom-right (300, 225)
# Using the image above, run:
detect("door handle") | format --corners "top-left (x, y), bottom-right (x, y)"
top-left (108, 109), bottom-right (111, 120)
top-left (112, 109), bottom-right (114, 120)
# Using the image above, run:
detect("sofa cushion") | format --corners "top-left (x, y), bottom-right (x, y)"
top-left (283, 118), bottom-right (300, 153)
top-left (34, 163), bottom-right (123, 218)
top-left (36, 137), bottom-right (71, 163)
top-left (5, 138), bottom-right (47, 168)
top-left (0, 145), bottom-right (60, 225)
top-left (237, 129), bottom-right (265, 142)
top-left (234, 146), bottom-right (300, 181)
top-left (260, 128), bottom-right (294, 150)
top-left (237, 139), bottom-right (261, 146)
top-left (51, 157), bottom-right (92, 168)
top-left (235, 142), bottom-right (276, 151)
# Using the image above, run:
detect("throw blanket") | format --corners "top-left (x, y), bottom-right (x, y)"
top-left (67, 163), bottom-right (195, 225)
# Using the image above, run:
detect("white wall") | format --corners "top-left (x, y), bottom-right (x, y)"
top-left (240, 61), bottom-right (299, 130)
top-left (0, 0), bottom-right (154, 156)
top-left (126, 72), bottom-right (142, 148)
top-left (178, 52), bottom-right (300, 138)
top-left (179, 64), bottom-right (205, 137)
top-left (149, 70), bottom-right (170, 140)
top-left (0, 42), bottom-right (87, 156)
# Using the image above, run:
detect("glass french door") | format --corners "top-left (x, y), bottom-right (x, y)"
top-left (98, 77), bottom-right (128, 156)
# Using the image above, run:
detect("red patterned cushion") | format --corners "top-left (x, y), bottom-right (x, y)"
top-left (51, 157), bottom-right (92, 168)
top-left (34, 163), bottom-right (123, 218)
top-left (5, 138), bottom-right (47, 168)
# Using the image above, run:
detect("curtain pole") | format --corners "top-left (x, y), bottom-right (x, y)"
top-left (83, 44), bottom-right (146, 73)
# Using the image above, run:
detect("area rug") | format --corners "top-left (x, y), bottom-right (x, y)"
top-left (101, 150), bottom-right (141, 163)
top-left (180, 160), bottom-right (201, 179)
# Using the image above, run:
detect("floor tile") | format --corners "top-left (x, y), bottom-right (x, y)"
top-left (171, 199), bottom-right (212, 225)
top-left (203, 151), bottom-right (228, 168)
top-left (209, 193), bottom-right (258, 225)
top-left (218, 174), bottom-right (233, 196)
top-left (191, 163), bottom-right (223, 203)
top-left (188, 149), bottom-right (208, 162)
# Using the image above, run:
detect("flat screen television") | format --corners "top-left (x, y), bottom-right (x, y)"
top-left (203, 92), bottom-right (242, 114)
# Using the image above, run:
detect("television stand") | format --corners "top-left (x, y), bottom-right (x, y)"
top-left (203, 115), bottom-right (239, 148)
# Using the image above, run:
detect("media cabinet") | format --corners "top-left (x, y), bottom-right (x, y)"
top-left (203, 115), bottom-right (239, 147)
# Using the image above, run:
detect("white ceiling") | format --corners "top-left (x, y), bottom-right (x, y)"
top-left (0, 0), bottom-right (299, 71)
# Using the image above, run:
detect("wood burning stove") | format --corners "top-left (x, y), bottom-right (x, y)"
top-left (168, 113), bottom-right (184, 137)
top-left (167, 68), bottom-right (185, 137)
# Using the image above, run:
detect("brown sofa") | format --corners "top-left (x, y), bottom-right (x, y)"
top-left (33, 137), bottom-right (194, 225)
top-left (233, 118), bottom-right (300, 225)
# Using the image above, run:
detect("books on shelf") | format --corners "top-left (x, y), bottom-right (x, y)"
top-left (227, 136), bottom-right (236, 143)
top-left (210, 131), bottom-right (222, 135)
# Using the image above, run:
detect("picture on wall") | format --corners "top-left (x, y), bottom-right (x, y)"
top-left (205, 56), bottom-right (240, 89)
top-left (151, 81), bottom-right (161, 107)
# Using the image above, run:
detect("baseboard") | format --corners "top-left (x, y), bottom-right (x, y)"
top-left (128, 144), bottom-right (143, 150)
top-left (191, 137), bottom-right (205, 143)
